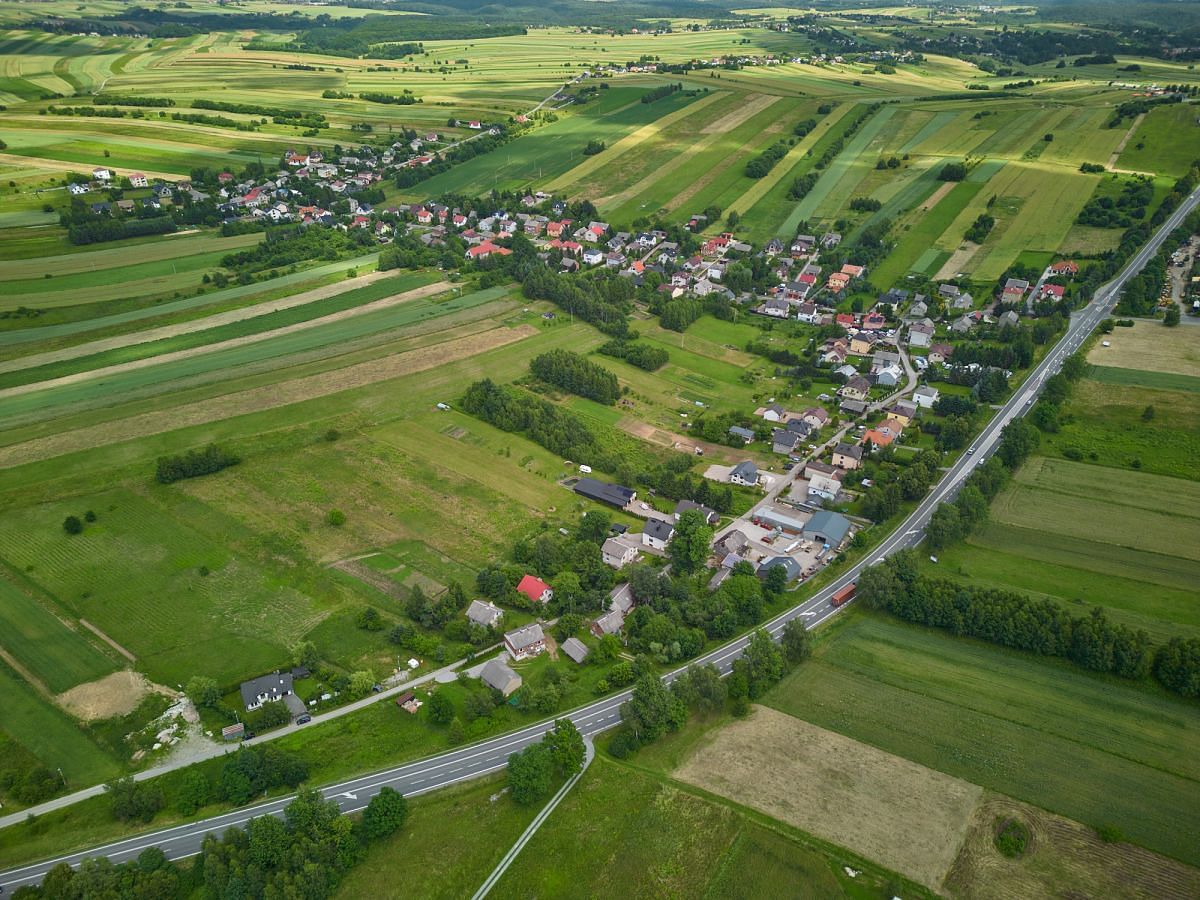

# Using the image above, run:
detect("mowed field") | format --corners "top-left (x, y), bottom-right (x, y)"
top-left (763, 615), bottom-right (1200, 867)
top-left (674, 705), bottom-right (982, 890)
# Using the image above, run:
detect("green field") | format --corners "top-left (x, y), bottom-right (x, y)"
top-left (1117, 102), bottom-right (1200, 176)
top-left (764, 614), bottom-right (1200, 867)
top-left (0, 576), bottom-right (118, 692)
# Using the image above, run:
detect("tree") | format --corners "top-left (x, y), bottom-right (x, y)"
top-left (622, 674), bottom-right (686, 743)
top-left (106, 776), bottom-right (164, 824)
top-left (507, 743), bottom-right (554, 804)
top-left (185, 676), bottom-right (221, 709)
top-left (427, 690), bottom-right (454, 724)
top-left (781, 619), bottom-right (812, 665)
top-left (954, 485), bottom-right (990, 527)
top-left (176, 770), bottom-right (210, 816)
top-left (326, 508), bottom-right (346, 526)
top-left (356, 607), bottom-right (383, 631)
top-left (1164, 305), bottom-right (1181, 326)
top-left (668, 509), bottom-right (713, 574)
top-left (63, 515), bottom-right (83, 535)
top-left (545, 718), bottom-right (586, 776)
top-left (736, 629), bottom-right (784, 698)
top-left (348, 670), bottom-right (376, 698)
top-left (1142, 404), bottom-right (1156, 421)
top-left (926, 503), bottom-right (965, 549)
top-left (362, 787), bottom-right (409, 840)
top-left (292, 640), bottom-right (319, 670)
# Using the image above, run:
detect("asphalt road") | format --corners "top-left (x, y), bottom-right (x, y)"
top-left (3, 183), bottom-right (1197, 892)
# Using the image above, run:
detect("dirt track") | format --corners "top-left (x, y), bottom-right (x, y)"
top-left (0, 324), bottom-right (536, 470)
top-left (0, 269), bottom-right (412, 376)
top-left (0, 280), bottom-right (452, 399)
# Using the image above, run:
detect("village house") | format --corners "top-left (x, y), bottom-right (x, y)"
top-left (772, 429), bottom-right (801, 456)
top-left (909, 322), bottom-right (935, 348)
top-left (642, 518), bottom-right (676, 551)
top-left (839, 375), bottom-right (871, 402)
top-left (601, 537), bottom-right (639, 569)
top-left (504, 623), bottom-right (547, 660)
top-left (239, 672), bottom-right (293, 712)
top-left (928, 343), bottom-right (954, 365)
top-left (887, 400), bottom-right (918, 426)
top-left (913, 385), bottom-right (940, 408)
top-left (480, 658), bottom-right (522, 697)
top-left (728, 425), bottom-right (755, 444)
top-left (805, 461), bottom-right (842, 500)
top-left (801, 407), bottom-right (830, 431)
top-left (832, 442), bottom-right (863, 470)
top-left (516, 574), bottom-right (553, 604)
top-left (729, 460), bottom-right (759, 486)
top-left (675, 500), bottom-right (719, 525)
top-left (466, 599), bottom-right (504, 629)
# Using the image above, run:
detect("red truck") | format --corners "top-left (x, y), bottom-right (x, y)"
top-left (830, 583), bottom-right (856, 607)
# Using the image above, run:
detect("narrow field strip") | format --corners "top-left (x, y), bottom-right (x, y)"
top-left (0, 325), bottom-right (537, 470)
top-left (722, 101), bottom-right (854, 219)
top-left (0, 232), bottom-right (262, 282)
top-left (545, 91), bottom-right (727, 191)
top-left (0, 280), bottom-right (453, 399)
top-left (596, 94), bottom-right (780, 209)
top-left (0, 269), bottom-right (417, 376)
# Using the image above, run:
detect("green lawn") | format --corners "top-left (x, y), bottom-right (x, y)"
top-left (1088, 365), bottom-right (1200, 394)
top-left (762, 614), bottom-right (1200, 867)
top-left (1117, 102), bottom-right (1200, 176)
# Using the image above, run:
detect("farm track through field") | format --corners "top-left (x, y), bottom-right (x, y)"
top-left (0, 325), bottom-right (537, 470)
top-left (0, 280), bottom-right (453, 399)
top-left (595, 94), bottom-right (780, 209)
top-left (1107, 113), bottom-right (1145, 169)
top-left (0, 269), bottom-right (404, 376)
top-left (0, 646), bottom-right (53, 701)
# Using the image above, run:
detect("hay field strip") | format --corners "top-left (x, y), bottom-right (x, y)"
top-left (788, 104), bottom-right (897, 223)
top-left (0, 232), bottom-right (262, 282)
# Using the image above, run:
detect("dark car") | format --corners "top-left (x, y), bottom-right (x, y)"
top-left (296, 714), bottom-right (312, 725)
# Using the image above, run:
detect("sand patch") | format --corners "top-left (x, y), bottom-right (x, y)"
top-left (56, 670), bottom-right (173, 722)
top-left (0, 324), bottom-right (537, 470)
top-left (674, 705), bottom-right (982, 890)
top-left (944, 792), bottom-right (1200, 900)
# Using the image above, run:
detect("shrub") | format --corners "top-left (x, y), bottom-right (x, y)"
top-left (326, 509), bottom-right (346, 526)
top-left (62, 515), bottom-right (83, 535)
top-left (994, 818), bottom-right (1030, 858)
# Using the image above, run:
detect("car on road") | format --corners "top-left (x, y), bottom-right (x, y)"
top-left (296, 714), bottom-right (312, 725)
top-left (967, 448), bottom-right (975, 455)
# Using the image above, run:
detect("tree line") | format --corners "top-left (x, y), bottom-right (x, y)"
top-left (155, 444), bottom-right (240, 485)
top-left (597, 338), bottom-right (668, 371)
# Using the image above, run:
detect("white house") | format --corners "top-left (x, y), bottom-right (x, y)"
top-left (913, 385), bottom-right (940, 409)
top-left (601, 537), bottom-right (639, 569)
top-left (68, 182), bottom-right (91, 195)
top-left (504, 623), bottom-right (547, 660)
top-left (239, 672), bottom-right (293, 711)
top-left (729, 461), bottom-right (759, 486)
top-left (641, 518), bottom-right (675, 551)
top-left (92, 167), bottom-right (112, 182)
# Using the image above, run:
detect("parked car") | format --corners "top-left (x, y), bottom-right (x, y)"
top-left (296, 714), bottom-right (312, 725)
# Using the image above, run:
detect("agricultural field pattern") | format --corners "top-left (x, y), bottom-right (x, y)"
top-left (0, 0), bottom-right (1198, 897)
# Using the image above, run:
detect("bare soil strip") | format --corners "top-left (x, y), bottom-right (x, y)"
top-left (920, 180), bottom-right (956, 211)
top-left (0, 281), bottom-right (452, 399)
top-left (57, 671), bottom-right (159, 722)
top-left (935, 241), bottom-right (981, 281)
top-left (80, 618), bottom-right (137, 662)
top-left (0, 325), bottom-right (536, 470)
top-left (674, 705), bottom-right (982, 890)
top-left (0, 270), bottom-right (426, 376)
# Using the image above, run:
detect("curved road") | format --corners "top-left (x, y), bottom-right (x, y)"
top-left (3, 183), bottom-right (1197, 892)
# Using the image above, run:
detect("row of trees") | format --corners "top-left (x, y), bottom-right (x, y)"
top-left (745, 140), bottom-right (789, 179)
top-left (529, 349), bottom-right (621, 404)
top-left (155, 444), bottom-right (240, 484)
top-left (506, 719), bottom-right (586, 805)
top-left (858, 551), bottom-right (1199, 691)
top-left (31, 784), bottom-right (410, 899)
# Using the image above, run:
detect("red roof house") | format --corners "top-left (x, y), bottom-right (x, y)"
top-left (517, 575), bottom-right (553, 604)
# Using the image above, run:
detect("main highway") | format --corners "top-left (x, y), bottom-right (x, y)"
top-left (2, 183), bottom-right (1197, 892)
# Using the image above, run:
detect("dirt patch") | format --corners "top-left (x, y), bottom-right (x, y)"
top-left (330, 558), bottom-right (407, 600)
top-left (617, 416), bottom-right (735, 462)
top-left (0, 324), bottom-right (536, 469)
top-left (944, 792), bottom-right (1200, 900)
top-left (935, 242), bottom-right (981, 280)
top-left (56, 670), bottom-right (174, 721)
top-left (0, 280), bottom-right (453, 398)
top-left (80, 618), bottom-right (137, 662)
top-left (920, 181), bottom-right (957, 212)
top-left (674, 705), bottom-right (982, 890)
top-left (1086, 320), bottom-right (1200, 378)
